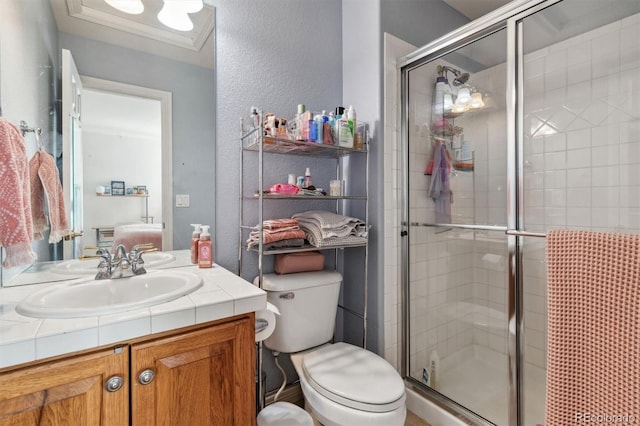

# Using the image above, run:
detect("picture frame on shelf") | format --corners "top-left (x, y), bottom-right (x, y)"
top-left (111, 180), bottom-right (125, 196)
top-left (136, 185), bottom-right (147, 195)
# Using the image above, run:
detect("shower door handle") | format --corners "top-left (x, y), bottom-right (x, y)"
top-left (505, 229), bottom-right (546, 238)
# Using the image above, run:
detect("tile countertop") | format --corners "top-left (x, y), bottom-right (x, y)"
top-left (0, 251), bottom-right (266, 369)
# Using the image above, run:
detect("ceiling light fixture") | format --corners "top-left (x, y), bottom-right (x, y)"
top-left (104, 0), bottom-right (144, 15)
top-left (157, 0), bottom-right (204, 32)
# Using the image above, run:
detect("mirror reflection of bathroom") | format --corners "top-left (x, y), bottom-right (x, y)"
top-left (0, 0), bottom-right (215, 285)
top-left (81, 85), bottom-right (164, 254)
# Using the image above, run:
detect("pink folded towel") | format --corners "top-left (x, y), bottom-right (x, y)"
top-left (545, 229), bottom-right (640, 426)
top-left (29, 150), bottom-right (70, 243)
top-left (0, 118), bottom-right (36, 268)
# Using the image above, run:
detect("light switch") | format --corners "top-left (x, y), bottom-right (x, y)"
top-left (176, 194), bottom-right (190, 208)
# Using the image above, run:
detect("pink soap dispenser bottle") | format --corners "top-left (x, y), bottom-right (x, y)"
top-left (190, 224), bottom-right (201, 264)
top-left (198, 225), bottom-right (213, 268)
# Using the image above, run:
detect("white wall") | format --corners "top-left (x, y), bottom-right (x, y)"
top-left (81, 89), bottom-right (162, 248)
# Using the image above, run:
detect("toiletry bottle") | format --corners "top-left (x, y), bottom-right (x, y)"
top-left (198, 225), bottom-right (213, 268)
top-left (304, 167), bottom-right (312, 188)
top-left (328, 112), bottom-right (336, 143)
top-left (337, 114), bottom-right (354, 148)
top-left (314, 113), bottom-right (324, 144)
top-left (347, 105), bottom-right (356, 142)
top-left (190, 224), bottom-right (201, 264)
top-left (250, 107), bottom-right (259, 128)
top-left (310, 113), bottom-right (318, 142)
top-left (295, 104), bottom-right (306, 141)
top-left (429, 350), bottom-right (440, 389)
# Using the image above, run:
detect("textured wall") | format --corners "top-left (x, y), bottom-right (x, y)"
top-left (211, 0), bottom-right (343, 273)
top-left (210, 0), bottom-right (343, 392)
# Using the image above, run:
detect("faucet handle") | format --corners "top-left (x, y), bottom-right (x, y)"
top-left (95, 249), bottom-right (113, 280)
top-left (130, 245), bottom-right (157, 275)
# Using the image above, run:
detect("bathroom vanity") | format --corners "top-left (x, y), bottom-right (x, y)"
top-left (0, 253), bottom-right (265, 425)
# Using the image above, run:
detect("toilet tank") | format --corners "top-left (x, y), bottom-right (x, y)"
top-left (257, 270), bottom-right (342, 353)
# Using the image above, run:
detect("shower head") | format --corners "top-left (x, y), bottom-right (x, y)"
top-left (437, 65), bottom-right (470, 86)
top-left (452, 72), bottom-right (470, 86)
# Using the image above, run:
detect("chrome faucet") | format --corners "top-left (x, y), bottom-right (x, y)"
top-left (95, 244), bottom-right (156, 280)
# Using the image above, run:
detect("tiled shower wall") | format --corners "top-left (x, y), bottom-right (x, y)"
top-left (520, 12), bottom-right (640, 368)
top-left (383, 12), bottom-right (640, 376)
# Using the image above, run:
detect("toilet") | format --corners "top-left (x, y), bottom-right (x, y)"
top-left (261, 270), bottom-right (406, 426)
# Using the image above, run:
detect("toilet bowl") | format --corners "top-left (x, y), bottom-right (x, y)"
top-left (291, 343), bottom-right (406, 426)
top-left (259, 271), bottom-right (407, 426)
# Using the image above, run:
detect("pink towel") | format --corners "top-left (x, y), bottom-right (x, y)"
top-left (0, 118), bottom-right (36, 268)
top-left (545, 229), bottom-right (640, 426)
top-left (29, 150), bottom-right (70, 243)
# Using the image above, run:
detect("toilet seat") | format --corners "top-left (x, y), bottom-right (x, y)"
top-left (301, 342), bottom-right (405, 413)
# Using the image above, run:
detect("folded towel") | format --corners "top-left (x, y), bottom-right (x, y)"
top-left (29, 150), bottom-right (70, 243)
top-left (262, 238), bottom-right (305, 251)
top-left (263, 218), bottom-right (299, 230)
top-left (247, 219), bottom-right (306, 249)
top-left (545, 229), bottom-right (640, 425)
top-left (0, 118), bottom-right (36, 268)
top-left (292, 210), bottom-right (367, 248)
top-left (292, 210), bottom-right (359, 230)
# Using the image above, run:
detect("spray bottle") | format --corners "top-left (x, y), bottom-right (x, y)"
top-left (198, 225), bottom-right (213, 268)
top-left (190, 224), bottom-right (201, 264)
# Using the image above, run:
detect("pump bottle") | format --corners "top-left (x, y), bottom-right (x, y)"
top-left (190, 224), bottom-right (201, 264)
top-left (198, 225), bottom-right (213, 268)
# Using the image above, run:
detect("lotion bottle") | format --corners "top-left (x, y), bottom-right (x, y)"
top-left (190, 224), bottom-right (201, 264)
top-left (198, 225), bottom-right (213, 268)
top-left (347, 105), bottom-right (356, 141)
top-left (337, 114), bottom-right (353, 148)
top-left (303, 167), bottom-right (312, 188)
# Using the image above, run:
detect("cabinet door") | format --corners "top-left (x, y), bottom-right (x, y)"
top-left (131, 316), bottom-right (255, 426)
top-left (0, 347), bottom-right (129, 426)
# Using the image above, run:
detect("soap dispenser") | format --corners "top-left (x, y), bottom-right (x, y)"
top-left (190, 224), bottom-right (201, 264)
top-left (198, 225), bottom-right (213, 268)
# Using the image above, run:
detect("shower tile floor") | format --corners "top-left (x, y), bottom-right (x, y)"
top-left (431, 345), bottom-right (545, 426)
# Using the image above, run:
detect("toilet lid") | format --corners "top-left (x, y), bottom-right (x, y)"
top-left (302, 342), bottom-right (405, 413)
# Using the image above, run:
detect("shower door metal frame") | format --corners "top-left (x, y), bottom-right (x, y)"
top-left (399, 0), bottom-right (563, 425)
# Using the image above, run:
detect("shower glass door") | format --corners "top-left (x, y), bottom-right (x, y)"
top-left (405, 28), bottom-right (511, 425)
top-left (519, 1), bottom-right (640, 424)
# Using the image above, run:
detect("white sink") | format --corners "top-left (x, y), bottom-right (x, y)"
top-left (50, 251), bottom-right (176, 276)
top-left (16, 270), bottom-right (203, 319)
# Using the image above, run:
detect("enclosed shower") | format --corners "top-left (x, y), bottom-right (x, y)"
top-left (398, 0), bottom-right (640, 424)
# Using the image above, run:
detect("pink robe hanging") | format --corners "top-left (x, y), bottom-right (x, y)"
top-left (29, 150), bottom-right (70, 243)
top-left (0, 118), bottom-right (36, 268)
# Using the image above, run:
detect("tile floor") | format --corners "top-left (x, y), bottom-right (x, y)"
top-left (406, 410), bottom-right (431, 426)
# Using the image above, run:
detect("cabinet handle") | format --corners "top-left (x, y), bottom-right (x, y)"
top-left (105, 376), bottom-right (124, 392)
top-left (138, 369), bottom-right (156, 385)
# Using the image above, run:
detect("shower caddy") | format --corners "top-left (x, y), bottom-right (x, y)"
top-left (237, 109), bottom-right (370, 411)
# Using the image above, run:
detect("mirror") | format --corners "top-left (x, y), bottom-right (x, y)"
top-left (0, 0), bottom-right (215, 285)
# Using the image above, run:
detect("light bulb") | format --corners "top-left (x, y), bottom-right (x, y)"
top-left (183, 0), bottom-right (204, 13)
top-left (158, 2), bottom-right (194, 31)
top-left (104, 0), bottom-right (144, 14)
top-left (456, 87), bottom-right (471, 105)
top-left (470, 92), bottom-right (485, 109)
top-left (452, 103), bottom-right (467, 113)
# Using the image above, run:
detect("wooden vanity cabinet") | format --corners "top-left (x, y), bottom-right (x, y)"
top-left (0, 347), bottom-right (129, 425)
top-left (0, 313), bottom-right (255, 426)
top-left (131, 315), bottom-right (255, 426)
